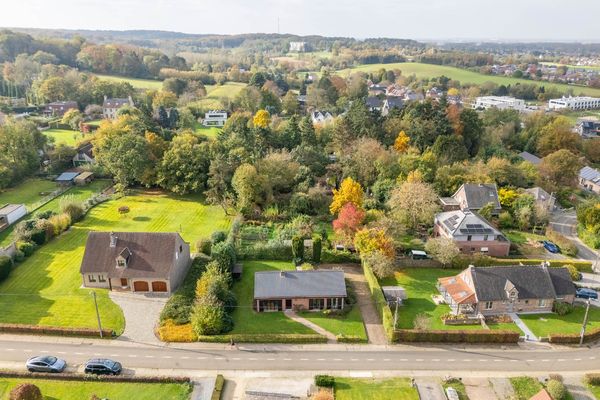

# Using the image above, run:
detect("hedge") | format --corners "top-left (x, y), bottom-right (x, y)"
top-left (549, 326), bottom-right (600, 344)
top-left (584, 373), bottom-right (600, 386)
top-left (196, 333), bottom-right (328, 344)
top-left (490, 258), bottom-right (593, 272)
top-left (0, 370), bottom-right (190, 384)
top-left (393, 329), bottom-right (520, 343)
top-left (0, 323), bottom-right (113, 338)
top-left (237, 242), bottom-right (293, 261)
top-left (362, 260), bottom-right (394, 343)
top-left (322, 249), bottom-right (360, 263)
top-left (211, 375), bottom-right (225, 400)
top-left (336, 334), bottom-right (368, 343)
top-left (315, 375), bottom-right (335, 388)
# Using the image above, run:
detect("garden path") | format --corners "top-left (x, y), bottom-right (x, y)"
top-left (284, 310), bottom-right (337, 343)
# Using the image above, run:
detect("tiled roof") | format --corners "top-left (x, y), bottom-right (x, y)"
top-left (254, 270), bottom-right (346, 299)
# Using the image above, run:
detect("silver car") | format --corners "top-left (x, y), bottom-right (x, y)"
top-left (26, 355), bottom-right (66, 373)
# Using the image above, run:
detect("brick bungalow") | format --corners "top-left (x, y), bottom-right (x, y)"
top-left (253, 270), bottom-right (347, 312)
top-left (438, 265), bottom-right (575, 316)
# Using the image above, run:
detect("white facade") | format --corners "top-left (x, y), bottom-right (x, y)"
top-left (102, 96), bottom-right (134, 119)
top-left (289, 42), bottom-right (306, 52)
top-left (474, 96), bottom-right (526, 111)
top-left (203, 110), bottom-right (228, 127)
top-left (0, 204), bottom-right (27, 229)
top-left (311, 111), bottom-right (334, 124)
top-left (548, 96), bottom-right (600, 111)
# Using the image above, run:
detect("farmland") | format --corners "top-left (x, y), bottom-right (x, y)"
top-left (193, 82), bottom-right (246, 109)
top-left (94, 74), bottom-right (163, 90)
top-left (0, 190), bottom-right (230, 332)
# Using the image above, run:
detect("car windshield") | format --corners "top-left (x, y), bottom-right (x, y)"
top-left (104, 360), bottom-right (116, 368)
top-left (42, 356), bottom-right (57, 364)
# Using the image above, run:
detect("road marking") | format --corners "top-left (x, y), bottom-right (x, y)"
top-left (526, 359), bottom-right (535, 362)
top-left (590, 357), bottom-right (596, 360)
top-left (557, 359), bottom-right (566, 362)
top-left (283, 358), bottom-right (292, 361)
top-left (574, 358), bottom-right (582, 361)
top-left (461, 359), bottom-right (471, 362)
top-left (196, 357), bottom-right (206, 360)
top-left (5, 349), bottom-right (14, 351)
top-left (162, 356), bottom-right (172, 359)
top-left (128, 355), bottom-right (137, 358)
top-left (541, 359), bottom-right (550, 362)
top-left (56, 351), bottom-right (65, 354)
top-left (399, 359), bottom-right (408, 362)
top-left (23, 349), bottom-right (32, 353)
top-left (415, 359), bottom-right (424, 362)
top-left (447, 359), bottom-right (456, 362)
top-left (478, 359), bottom-right (488, 362)
top-left (74, 352), bottom-right (84, 355)
top-left (110, 354), bottom-right (120, 357)
top-left (350, 358), bottom-right (359, 361)
top-left (93, 353), bottom-right (102, 356)
top-left (383, 359), bottom-right (391, 362)
top-left (40, 350), bottom-right (49, 353)
top-left (145, 356), bottom-right (154, 358)
top-left (493, 359), bottom-right (502, 362)
top-left (232, 358), bottom-right (241, 361)
top-left (180, 356), bottom-right (190, 359)
top-left (267, 358), bottom-right (276, 361)
top-left (249, 358), bottom-right (259, 361)
top-left (317, 358), bottom-right (326, 361)
top-left (366, 358), bottom-right (375, 361)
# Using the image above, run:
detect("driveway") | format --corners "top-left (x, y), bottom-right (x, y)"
top-left (415, 378), bottom-right (446, 400)
top-left (463, 377), bottom-right (499, 400)
top-left (109, 291), bottom-right (168, 344)
top-left (550, 210), bottom-right (599, 264)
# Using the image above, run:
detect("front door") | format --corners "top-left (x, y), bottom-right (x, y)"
top-left (120, 278), bottom-right (128, 287)
top-left (285, 299), bottom-right (292, 310)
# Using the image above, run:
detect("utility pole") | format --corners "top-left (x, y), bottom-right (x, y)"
top-left (394, 297), bottom-right (400, 329)
top-left (91, 291), bottom-right (103, 338)
top-left (580, 298), bottom-right (591, 346)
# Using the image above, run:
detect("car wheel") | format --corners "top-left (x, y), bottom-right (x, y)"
top-left (28, 368), bottom-right (35, 373)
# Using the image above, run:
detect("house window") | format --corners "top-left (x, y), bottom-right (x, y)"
top-left (179, 245), bottom-right (183, 253)
top-left (467, 235), bottom-right (472, 241)
top-left (117, 259), bottom-right (126, 267)
top-left (98, 275), bottom-right (106, 283)
top-left (88, 275), bottom-right (97, 283)
top-left (309, 299), bottom-right (324, 310)
top-left (484, 301), bottom-right (493, 310)
top-left (538, 299), bottom-right (546, 307)
top-left (524, 300), bottom-right (529, 305)
top-left (483, 235), bottom-right (488, 241)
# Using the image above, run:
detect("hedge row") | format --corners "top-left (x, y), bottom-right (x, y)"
top-left (336, 334), bottom-right (368, 343)
top-left (237, 242), bottom-right (293, 261)
top-left (584, 373), bottom-right (600, 386)
top-left (196, 333), bottom-right (328, 344)
top-left (549, 326), bottom-right (600, 344)
top-left (0, 370), bottom-right (190, 384)
top-left (491, 258), bottom-right (593, 272)
top-left (0, 323), bottom-right (113, 338)
top-left (362, 260), bottom-right (394, 342)
top-left (393, 329), bottom-right (520, 343)
top-left (212, 375), bottom-right (225, 400)
top-left (322, 249), bottom-right (360, 263)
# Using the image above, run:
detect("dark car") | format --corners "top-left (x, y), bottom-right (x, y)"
top-left (26, 356), bottom-right (66, 373)
top-left (576, 288), bottom-right (599, 300)
top-left (84, 359), bottom-right (122, 375)
top-left (541, 240), bottom-right (561, 254)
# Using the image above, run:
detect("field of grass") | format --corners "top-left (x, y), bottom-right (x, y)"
top-left (334, 377), bottom-right (419, 400)
top-left (43, 128), bottom-right (85, 146)
top-left (510, 377), bottom-right (544, 400)
top-left (0, 179), bottom-right (58, 209)
top-left (228, 260), bottom-right (314, 335)
top-left (94, 74), bottom-right (163, 90)
top-left (0, 190), bottom-right (230, 332)
top-left (539, 62), bottom-right (600, 71)
top-left (379, 268), bottom-right (521, 332)
top-left (193, 123), bottom-right (221, 139)
top-left (336, 62), bottom-right (600, 97)
top-left (300, 304), bottom-right (367, 341)
top-left (505, 230), bottom-right (548, 256)
top-left (194, 82), bottom-right (246, 109)
top-left (0, 378), bottom-right (191, 400)
top-left (519, 306), bottom-right (600, 337)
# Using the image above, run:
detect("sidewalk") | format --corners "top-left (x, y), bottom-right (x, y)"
top-left (284, 310), bottom-right (337, 342)
top-left (509, 313), bottom-right (538, 342)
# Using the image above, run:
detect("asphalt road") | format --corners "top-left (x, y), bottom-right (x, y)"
top-left (550, 210), bottom-right (599, 263)
top-left (2, 338), bottom-right (600, 373)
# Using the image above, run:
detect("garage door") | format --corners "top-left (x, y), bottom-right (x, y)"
top-left (133, 281), bottom-right (149, 292)
top-left (152, 281), bottom-right (167, 292)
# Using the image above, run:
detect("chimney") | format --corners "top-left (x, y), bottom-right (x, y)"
top-left (109, 232), bottom-right (117, 248)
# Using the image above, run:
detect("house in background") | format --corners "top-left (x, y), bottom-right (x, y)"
top-left (382, 97), bottom-right (404, 116)
top-left (311, 110), bottom-right (334, 125)
top-left (580, 166), bottom-right (600, 195)
top-left (366, 96), bottom-right (383, 112)
top-left (576, 118), bottom-right (600, 138)
top-left (474, 96), bottom-right (526, 111)
top-left (72, 143), bottom-right (95, 166)
top-left (253, 270), bottom-right (347, 312)
top-left (434, 210), bottom-right (510, 257)
top-left (524, 187), bottom-right (556, 212)
top-left (80, 231), bottom-right (191, 294)
top-left (519, 151), bottom-right (542, 166)
top-left (289, 41), bottom-right (307, 52)
top-left (441, 183), bottom-right (502, 215)
top-left (55, 172), bottom-right (80, 186)
top-left (43, 101), bottom-right (78, 117)
top-left (0, 204), bottom-right (27, 232)
top-left (438, 265), bottom-right (575, 316)
top-left (102, 96), bottom-right (134, 119)
top-left (202, 110), bottom-right (228, 127)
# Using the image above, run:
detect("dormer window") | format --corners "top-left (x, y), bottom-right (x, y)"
top-left (116, 247), bottom-right (132, 268)
top-left (117, 258), bottom-right (126, 268)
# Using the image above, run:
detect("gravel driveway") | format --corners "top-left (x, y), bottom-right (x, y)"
top-left (109, 291), bottom-right (169, 344)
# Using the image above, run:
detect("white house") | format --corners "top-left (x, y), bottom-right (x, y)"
top-left (102, 96), bottom-right (134, 119)
top-left (474, 96), bottom-right (526, 111)
top-left (548, 96), bottom-right (600, 111)
top-left (311, 110), bottom-right (334, 125)
top-left (289, 42), bottom-right (307, 52)
top-left (202, 110), bottom-right (228, 127)
top-left (0, 204), bottom-right (27, 231)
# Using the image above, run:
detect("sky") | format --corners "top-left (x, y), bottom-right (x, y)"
top-left (1, 0), bottom-right (599, 41)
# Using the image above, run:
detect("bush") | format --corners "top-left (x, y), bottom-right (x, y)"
top-left (210, 241), bottom-right (236, 272)
top-left (546, 379), bottom-right (567, 400)
top-left (0, 256), bottom-right (11, 281)
top-left (190, 294), bottom-right (232, 335)
top-left (565, 264), bottom-right (581, 281)
top-left (160, 258), bottom-right (207, 324)
top-left (312, 234), bottom-right (322, 263)
top-left (315, 375), bottom-right (335, 388)
top-left (211, 231), bottom-right (227, 244)
top-left (584, 373), bottom-right (600, 386)
top-left (28, 229), bottom-right (47, 246)
top-left (549, 327), bottom-right (600, 344)
top-left (196, 238), bottom-right (212, 256)
top-left (321, 249), bottom-right (360, 263)
top-left (363, 250), bottom-right (395, 278)
top-left (60, 200), bottom-right (85, 222)
top-left (17, 242), bottom-right (35, 257)
top-left (552, 301), bottom-right (574, 316)
top-left (238, 241), bottom-right (293, 261)
top-left (211, 375), bottom-right (225, 400)
top-left (48, 213), bottom-right (71, 236)
top-left (313, 390), bottom-right (334, 400)
top-left (292, 235), bottom-right (304, 264)
top-left (9, 383), bottom-right (42, 400)
top-left (394, 329), bottom-right (520, 343)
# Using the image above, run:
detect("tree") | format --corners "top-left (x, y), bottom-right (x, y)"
top-left (537, 116), bottom-right (582, 156)
top-left (232, 163), bottom-right (269, 216)
top-left (431, 135), bottom-right (469, 165)
top-left (206, 155), bottom-right (236, 215)
top-left (354, 228), bottom-right (395, 258)
top-left (190, 293), bottom-right (229, 335)
top-left (340, 138), bottom-right (391, 188)
top-left (9, 383), bottom-right (42, 400)
top-left (330, 177), bottom-right (364, 214)
top-left (282, 90), bottom-right (299, 115)
top-left (0, 119), bottom-right (44, 189)
top-left (388, 181), bottom-right (439, 231)
top-left (538, 149), bottom-right (583, 192)
top-left (61, 108), bottom-right (84, 131)
top-left (459, 108), bottom-right (484, 157)
top-left (152, 90), bottom-right (177, 109)
top-left (253, 109), bottom-right (271, 128)
top-left (425, 237), bottom-right (460, 267)
top-left (210, 241), bottom-right (236, 273)
top-left (157, 133), bottom-right (211, 194)
top-left (312, 234), bottom-right (322, 263)
top-left (292, 235), bottom-right (304, 264)
top-left (332, 203), bottom-right (365, 245)
top-left (393, 130), bottom-right (410, 153)
top-left (363, 250), bottom-right (395, 278)
top-left (257, 150), bottom-right (300, 194)
top-left (235, 86), bottom-right (262, 113)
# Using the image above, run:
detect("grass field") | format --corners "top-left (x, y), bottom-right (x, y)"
top-left (510, 377), bottom-right (544, 400)
top-left (300, 304), bottom-right (367, 341)
top-left (0, 190), bottom-right (230, 332)
top-left (194, 82), bottom-right (247, 109)
top-left (94, 74), bottom-right (163, 90)
top-left (379, 268), bottom-right (520, 332)
top-left (0, 378), bottom-right (191, 400)
top-left (228, 261), bottom-right (314, 335)
top-left (0, 179), bottom-right (58, 210)
top-left (519, 306), bottom-right (600, 337)
top-left (193, 123), bottom-right (221, 139)
top-left (336, 62), bottom-right (600, 97)
top-left (334, 377), bottom-right (419, 400)
top-left (43, 128), bottom-right (85, 146)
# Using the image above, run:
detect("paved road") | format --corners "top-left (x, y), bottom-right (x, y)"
top-left (2, 337), bottom-right (600, 373)
top-left (550, 210), bottom-right (599, 263)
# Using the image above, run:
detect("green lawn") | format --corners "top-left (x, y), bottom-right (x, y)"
top-left (379, 268), bottom-right (521, 332)
top-left (228, 261), bottom-right (314, 335)
top-left (193, 82), bottom-right (246, 109)
top-left (510, 377), bottom-right (544, 400)
top-left (193, 123), bottom-right (221, 139)
top-left (0, 179), bottom-right (58, 210)
top-left (589, 384), bottom-right (600, 399)
top-left (94, 74), bottom-right (163, 90)
top-left (505, 230), bottom-right (548, 256)
top-left (0, 378), bottom-right (191, 400)
top-left (336, 62), bottom-right (600, 97)
top-left (43, 128), bottom-right (85, 146)
top-left (519, 306), bottom-right (600, 338)
top-left (442, 379), bottom-right (469, 400)
top-left (334, 377), bottom-right (419, 400)
top-left (0, 190), bottom-right (230, 333)
top-left (85, 119), bottom-right (103, 127)
top-left (300, 304), bottom-right (367, 341)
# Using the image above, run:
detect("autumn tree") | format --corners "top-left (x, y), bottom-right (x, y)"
top-left (93, 132), bottom-right (151, 189)
top-left (363, 250), bottom-right (395, 278)
top-left (537, 116), bottom-right (582, 156)
top-left (388, 181), bottom-right (439, 231)
top-left (232, 163), bottom-right (269, 216)
top-left (425, 237), bottom-right (460, 267)
top-left (393, 130), bottom-right (410, 153)
top-left (253, 109), bottom-right (271, 128)
top-left (330, 177), bottom-right (364, 214)
top-left (332, 203), bottom-right (366, 245)
top-left (538, 149), bottom-right (583, 192)
top-left (354, 228), bottom-right (395, 258)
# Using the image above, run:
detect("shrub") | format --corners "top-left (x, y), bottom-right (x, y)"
top-left (211, 231), bottom-right (227, 244)
top-left (363, 250), bottom-right (395, 278)
top-left (552, 301), bottom-right (574, 316)
top-left (565, 264), bottom-right (581, 281)
top-left (210, 241), bottom-right (236, 272)
top-left (157, 321), bottom-right (197, 342)
top-left (546, 379), bottom-right (567, 400)
top-left (315, 375), bottom-right (335, 388)
top-left (60, 200), bottom-right (85, 222)
top-left (196, 238), bottom-right (212, 256)
top-left (29, 229), bottom-right (46, 246)
top-left (160, 258), bottom-right (207, 324)
top-left (17, 242), bottom-right (35, 257)
top-left (0, 256), bottom-right (12, 281)
top-left (584, 373), bottom-right (600, 386)
top-left (413, 313), bottom-right (432, 330)
top-left (48, 213), bottom-right (71, 236)
top-left (9, 383), bottom-right (42, 400)
top-left (238, 241), bottom-right (293, 260)
top-left (299, 263), bottom-right (314, 270)
top-left (118, 205), bottom-right (130, 214)
top-left (312, 234), bottom-right (322, 263)
top-left (190, 294), bottom-right (232, 336)
top-left (292, 235), bottom-right (304, 264)
top-left (549, 327), bottom-right (600, 344)
top-left (321, 249), bottom-right (360, 263)
top-left (394, 329), bottom-right (520, 343)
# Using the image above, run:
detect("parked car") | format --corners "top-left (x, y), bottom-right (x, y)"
top-left (576, 288), bottom-right (598, 300)
top-left (84, 359), bottom-right (122, 375)
top-left (541, 240), bottom-right (561, 254)
top-left (445, 387), bottom-right (460, 400)
top-left (26, 356), bottom-right (66, 373)
top-left (410, 250), bottom-right (429, 260)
